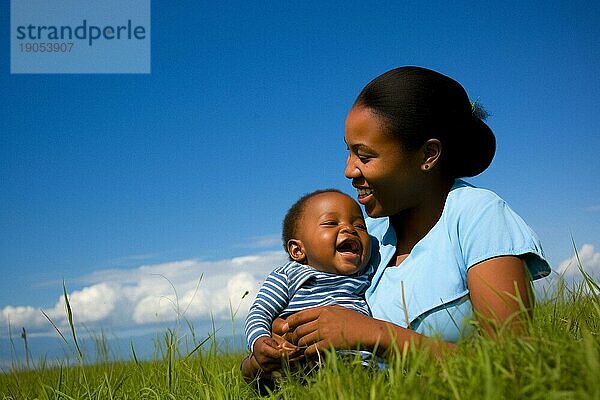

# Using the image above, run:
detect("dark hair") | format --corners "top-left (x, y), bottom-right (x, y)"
top-left (282, 189), bottom-right (346, 258)
top-left (354, 66), bottom-right (496, 178)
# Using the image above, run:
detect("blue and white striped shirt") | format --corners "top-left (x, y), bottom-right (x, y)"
top-left (245, 261), bottom-right (372, 351)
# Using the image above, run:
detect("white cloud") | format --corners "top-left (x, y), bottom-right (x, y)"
top-left (555, 244), bottom-right (600, 281)
top-left (534, 243), bottom-right (600, 298)
top-left (2, 306), bottom-right (46, 329)
top-left (0, 251), bottom-right (287, 336)
top-left (4, 244), bottom-right (595, 347)
top-left (51, 283), bottom-right (118, 323)
top-left (4, 245), bottom-right (597, 335)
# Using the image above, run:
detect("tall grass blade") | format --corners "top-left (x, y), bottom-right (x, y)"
top-left (55, 365), bottom-right (63, 400)
top-left (7, 319), bottom-right (18, 370)
top-left (130, 339), bottom-right (141, 368)
top-left (40, 308), bottom-right (69, 347)
top-left (185, 333), bottom-right (212, 359)
top-left (571, 238), bottom-right (600, 296)
top-left (62, 281), bottom-right (83, 360)
top-left (20, 327), bottom-right (30, 369)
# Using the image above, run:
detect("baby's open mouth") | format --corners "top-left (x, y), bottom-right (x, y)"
top-left (336, 238), bottom-right (361, 254)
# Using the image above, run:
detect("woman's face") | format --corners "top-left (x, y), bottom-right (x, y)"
top-left (344, 106), bottom-right (424, 218)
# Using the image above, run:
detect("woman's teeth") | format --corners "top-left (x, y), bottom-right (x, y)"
top-left (357, 188), bottom-right (373, 197)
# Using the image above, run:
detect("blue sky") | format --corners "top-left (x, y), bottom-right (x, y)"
top-left (1, 1), bottom-right (599, 364)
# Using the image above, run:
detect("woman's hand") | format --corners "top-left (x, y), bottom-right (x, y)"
top-left (272, 317), bottom-right (290, 338)
top-left (285, 305), bottom-right (454, 358)
top-left (271, 318), bottom-right (304, 362)
top-left (284, 305), bottom-right (376, 358)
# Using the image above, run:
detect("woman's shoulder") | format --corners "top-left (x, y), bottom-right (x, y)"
top-left (444, 179), bottom-right (512, 224)
top-left (447, 179), bottom-right (505, 207)
top-left (446, 180), bottom-right (550, 279)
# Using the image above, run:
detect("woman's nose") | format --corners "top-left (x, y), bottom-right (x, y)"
top-left (344, 156), bottom-right (359, 179)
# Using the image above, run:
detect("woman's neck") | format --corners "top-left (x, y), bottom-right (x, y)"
top-left (390, 178), bottom-right (453, 255)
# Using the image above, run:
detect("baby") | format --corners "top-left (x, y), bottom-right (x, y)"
top-left (243, 189), bottom-right (373, 378)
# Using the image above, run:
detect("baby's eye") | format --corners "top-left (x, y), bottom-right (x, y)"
top-left (321, 220), bottom-right (338, 226)
top-left (354, 223), bottom-right (367, 231)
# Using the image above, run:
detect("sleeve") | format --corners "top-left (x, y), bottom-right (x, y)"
top-left (458, 196), bottom-right (550, 280)
top-left (244, 268), bottom-right (291, 352)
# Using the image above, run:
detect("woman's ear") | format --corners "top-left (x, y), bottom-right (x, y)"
top-left (420, 138), bottom-right (442, 171)
top-left (287, 239), bottom-right (306, 263)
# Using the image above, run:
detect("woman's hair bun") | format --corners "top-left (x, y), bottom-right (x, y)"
top-left (452, 114), bottom-right (496, 177)
top-left (355, 66), bottom-right (496, 178)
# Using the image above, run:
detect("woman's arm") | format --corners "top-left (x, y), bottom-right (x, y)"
top-left (283, 256), bottom-right (531, 356)
top-left (283, 306), bottom-right (453, 358)
top-left (467, 255), bottom-right (532, 337)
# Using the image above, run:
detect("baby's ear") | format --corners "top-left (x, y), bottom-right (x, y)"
top-left (287, 239), bottom-right (306, 263)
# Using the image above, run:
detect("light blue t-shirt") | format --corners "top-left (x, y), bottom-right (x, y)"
top-left (365, 179), bottom-right (550, 342)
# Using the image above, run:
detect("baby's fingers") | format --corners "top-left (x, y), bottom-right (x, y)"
top-left (259, 342), bottom-right (282, 359)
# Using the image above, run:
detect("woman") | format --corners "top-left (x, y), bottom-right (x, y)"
top-left (244, 66), bottom-right (550, 377)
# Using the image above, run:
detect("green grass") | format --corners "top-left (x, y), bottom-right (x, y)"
top-left (2, 277), bottom-right (599, 399)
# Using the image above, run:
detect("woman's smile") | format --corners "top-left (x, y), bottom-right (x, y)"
top-left (355, 186), bottom-right (375, 206)
top-left (356, 187), bottom-right (373, 199)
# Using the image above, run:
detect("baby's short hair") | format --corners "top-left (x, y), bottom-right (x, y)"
top-left (281, 189), bottom-right (345, 256)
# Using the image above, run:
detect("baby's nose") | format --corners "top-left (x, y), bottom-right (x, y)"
top-left (340, 224), bottom-right (357, 234)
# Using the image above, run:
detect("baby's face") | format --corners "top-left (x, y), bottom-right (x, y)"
top-left (293, 192), bottom-right (371, 275)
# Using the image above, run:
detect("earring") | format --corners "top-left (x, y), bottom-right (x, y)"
top-left (424, 164), bottom-right (430, 170)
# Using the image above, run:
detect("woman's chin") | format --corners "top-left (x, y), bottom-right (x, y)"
top-left (364, 204), bottom-right (384, 218)
top-left (358, 195), bottom-right (387, 218)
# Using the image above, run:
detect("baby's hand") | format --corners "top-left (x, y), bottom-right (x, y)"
top-left (253, 336), bottom-right (285, 372)
top-left (272, 333), bottom-right (303, 361)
